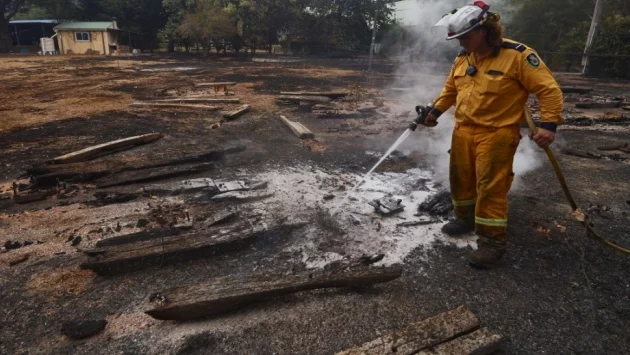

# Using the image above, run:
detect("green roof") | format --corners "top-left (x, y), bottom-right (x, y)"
top-left (54, 22), bottom-right (117, 31)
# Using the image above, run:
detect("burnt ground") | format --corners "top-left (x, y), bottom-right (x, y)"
top-left (0, 55), bottom-right (629, 355)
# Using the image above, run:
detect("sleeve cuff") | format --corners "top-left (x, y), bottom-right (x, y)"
top-left (429, 108), bottom-right (443, 118)
top-left (540, 122), bottom-right (557, 133)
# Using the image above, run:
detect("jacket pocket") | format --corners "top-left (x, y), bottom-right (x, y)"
top-left (483, 74), bottom-right (503, 94)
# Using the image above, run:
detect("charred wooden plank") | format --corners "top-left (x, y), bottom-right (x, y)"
top-left (29, 146), bottom-right (245, 178)
top-left (151, 98), bottom-right (240, 104)
top-left (337, 306), bottom-right (480, 355)
top-left (95, 225), bottom-right (193, 248)
top-left (280, 91), bottom-right (349, 99)
top-left (96, 163), bottom-right (215, 188)
top-left (143, 179), bottom-right (265, 196)
top-left (316, 110), bottom-right (365, 119)
top-left (575, 101), bottom-right (622, 109)
top-left (34, 170), bottom-right (111, 187)
top-left (414, 328), bottom-right (502, 355)
top-left (222, 104), bottom-right (251, 120)
top-left (26, 160), bottom-right (118, 177)
top-left (277, 95), bottom-right (331, 104)
top-left (14, 190), bottom-right (56, 204)
top-left (194, 82), bottom-right (236, 87)
top-left (279, 115), bottom-right (314, 139)
top-left (129, 102), bottom-right (221, 110)
top-left (90, 191), bottom-right (139, 206)
top-left (145, 264), bottom-right (403, 321)
top-left (129, 145), bottom-right (246, 171)
top-left (81, 221), bottom-right (266, 276)
top-left (47, 133), bottom-right (163, 165)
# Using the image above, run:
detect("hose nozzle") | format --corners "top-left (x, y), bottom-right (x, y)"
top-left (409, 102), bottom-right (435, 131)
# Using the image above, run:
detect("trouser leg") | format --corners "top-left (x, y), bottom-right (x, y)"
top-left (473, 126), bottom-right (521, 246)
top-left (449, 124), bottom-right (477, 223)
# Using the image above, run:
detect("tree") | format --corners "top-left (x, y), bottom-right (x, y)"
top-left (505, 0), bottom-right (593, 52)
top-left (159, 0), bottom-right (197, 51)
top-left (178, 0), bottom-right (236, 53)
top-left (1, 0), bottom-right (30, 52)
top-left (89, 0), bottom-right (167, 50)
top-left (506, 0), bottom-right (630, 78)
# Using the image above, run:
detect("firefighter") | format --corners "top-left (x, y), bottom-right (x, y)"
top-left (423, 1), bottom-right (563, 268)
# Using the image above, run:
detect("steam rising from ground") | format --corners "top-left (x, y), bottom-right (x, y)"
top-left (386, 0), bottom-right (541, 189)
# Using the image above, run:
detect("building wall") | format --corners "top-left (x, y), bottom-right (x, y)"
top-left (58, 30), bottom-right (111, 55)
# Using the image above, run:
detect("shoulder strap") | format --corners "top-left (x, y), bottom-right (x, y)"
top-left (501, 41), bottom-right (526, 52)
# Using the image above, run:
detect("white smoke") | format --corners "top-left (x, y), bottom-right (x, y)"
top-left (385, 0), bottom-right (541, 189)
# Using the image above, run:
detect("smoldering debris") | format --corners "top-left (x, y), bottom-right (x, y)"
top-left (417, 190), bottom-right (453, 217)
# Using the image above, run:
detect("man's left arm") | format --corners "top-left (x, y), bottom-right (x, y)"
top-left (517, 50), bottom-right (564, 148)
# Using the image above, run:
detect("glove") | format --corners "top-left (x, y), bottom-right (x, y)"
top-left (409, 105), bottom-right (437, 131)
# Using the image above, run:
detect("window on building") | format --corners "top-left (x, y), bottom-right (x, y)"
top-left (75, 32), bottom-right (90, 41)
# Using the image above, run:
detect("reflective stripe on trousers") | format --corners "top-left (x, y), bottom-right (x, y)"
top-left (449, 123), bottom-right (521, 242)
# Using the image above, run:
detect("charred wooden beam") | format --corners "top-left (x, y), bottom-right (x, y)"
top-left (277, 95), bottom-right (331, 104)
top-left (222, 104), bottom-right (251, 120)
top-left (14, 190), bottom-right (56, 204)
top-left (151, 98), bottom-right (240, 104)
top-left (279, 115), bottom-right (314, 139)
top-left (194, 82), bottom-right (236, 88)
top-left (28, 146), bottom-right (246, 180)
top-left (96, 163), bottom-right (215, 188)
top-left (128, 145), bottom-right (246, 171)
top-left (34, 170), bottom-right (111, 187)
top-left (47, 133), bottom-right (163, 165)
top-left (280, 91), bottom-right (349, 99)
top-left (143, 179), bottom-right (266, 197)
top-left (95, 225), bottom-right (193, 248)
top-left (315, 110), bottom-right (365, 119)
top-left (129, 102), bottom-right (221, 110)
top-left (145, 264), bottom-right (403, 321)
top-left (81, 221), bottom-right (269, 276)
top-left (90, 191), bottom-right (139, 206)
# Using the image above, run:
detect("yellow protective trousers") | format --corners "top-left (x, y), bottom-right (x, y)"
top-left (449, 123), bottom-right (521, 244)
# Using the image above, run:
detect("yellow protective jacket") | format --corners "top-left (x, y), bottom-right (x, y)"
top-left (433, 39), bottom-right (563, 130)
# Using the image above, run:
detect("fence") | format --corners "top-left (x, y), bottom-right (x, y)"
top-left (539, 51), bottom-right (630, 79)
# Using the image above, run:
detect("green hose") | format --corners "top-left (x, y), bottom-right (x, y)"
top-left (524, 108), bottom-right (630, 254)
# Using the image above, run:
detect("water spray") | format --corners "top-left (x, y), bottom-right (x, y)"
top-left (330, 102), bottom-right (437, 216)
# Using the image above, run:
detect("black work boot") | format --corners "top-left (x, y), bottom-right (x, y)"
top-left (441, 218), bottom-right (474, 236)
top-left (469, 240), bottom-right (506, 269)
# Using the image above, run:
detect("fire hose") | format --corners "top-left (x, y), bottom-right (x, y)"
top-left (409, 100), bottom-right (630, 254)
top-left (523, 108), bottom-right (630, 254)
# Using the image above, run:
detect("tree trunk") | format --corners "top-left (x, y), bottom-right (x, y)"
top-left (0, 17), bottom-right (12, 53)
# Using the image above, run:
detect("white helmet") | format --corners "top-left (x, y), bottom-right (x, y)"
top-left (434, 1), bottom-right (498, 40)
